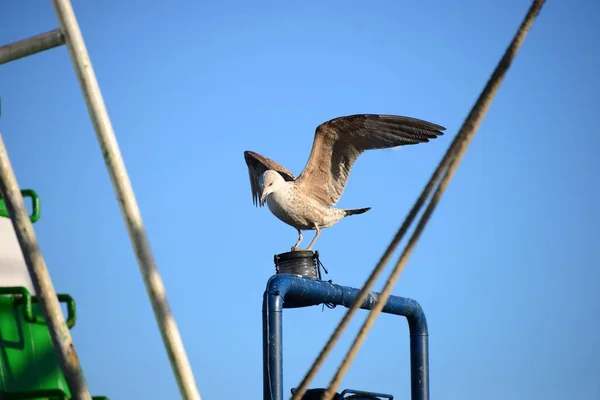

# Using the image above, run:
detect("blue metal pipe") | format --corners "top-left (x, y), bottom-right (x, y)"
top-left (262, 274), bottom-right (429, 400)
top-left (263, 288), bottom-right (284, 400)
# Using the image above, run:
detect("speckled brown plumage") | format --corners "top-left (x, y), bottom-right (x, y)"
top-left (244, 114), bottom-right (445, 250)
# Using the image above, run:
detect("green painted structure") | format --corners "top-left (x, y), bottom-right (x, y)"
top-left (0, 192), bottom-right (108, 399)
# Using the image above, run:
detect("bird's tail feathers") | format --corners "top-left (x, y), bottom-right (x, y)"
top-left (344, 207), bottom-right (371, 216)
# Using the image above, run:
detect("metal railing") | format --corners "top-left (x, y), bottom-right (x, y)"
top-left (263, 274), bottom-right (429, 400)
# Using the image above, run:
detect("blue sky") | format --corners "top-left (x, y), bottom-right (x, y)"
top-left (2, 1), bottom-right (599, 399)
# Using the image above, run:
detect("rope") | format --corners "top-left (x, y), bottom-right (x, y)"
top-left (292, 1), bottom-right (546, 398)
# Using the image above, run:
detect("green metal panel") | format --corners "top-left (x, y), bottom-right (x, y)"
top-left (0, 287), bottom-right (108, 399)
top-left (0, 102), bottom-right (107, 400)
top-left (0, 287), bottom-right (71, 399)
top-left (0, 189), bottom-right (41, 223)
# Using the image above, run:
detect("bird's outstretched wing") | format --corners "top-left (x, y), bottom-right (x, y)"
top-left (294, 114), bottom-right (445, 206)
top-left (244, 150), bottom-right (296, 207)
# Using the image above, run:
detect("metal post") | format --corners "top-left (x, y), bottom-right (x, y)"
top-left (50, 1), bottom-right (202, 399)
top-left (263, 290), bottom-right (285, 400)
top-left (262, 274), bottom-right (429, 400)
top-left (0, 29), bottom-right (65, 65)
top-left (410, 334), bottom-right (429, 400)
top-left (0, 133), bottom-right (92, 400)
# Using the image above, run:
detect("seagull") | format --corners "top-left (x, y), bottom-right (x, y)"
top-left (244, 114), bottom-right (445, 251)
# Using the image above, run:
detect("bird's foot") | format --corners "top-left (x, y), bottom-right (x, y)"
top-left (290, 246), bottom-right (316, 252)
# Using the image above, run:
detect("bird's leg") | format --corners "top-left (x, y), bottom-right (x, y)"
top-left (306, 224), bottom-right (321, 251)
top-left (291, 229), bottom-right (303, 251)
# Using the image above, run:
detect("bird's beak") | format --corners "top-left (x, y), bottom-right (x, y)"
top-left (260, 191), bottom-right (268, 207)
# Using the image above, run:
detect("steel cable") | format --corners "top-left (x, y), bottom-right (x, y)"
top-left (292, 1), bottom-right (546, 398)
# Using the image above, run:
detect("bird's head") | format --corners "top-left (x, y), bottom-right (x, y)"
top-left (259, 170), bottom-right (285, 206)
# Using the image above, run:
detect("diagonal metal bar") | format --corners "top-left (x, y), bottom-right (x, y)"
top-left (50, 1), bottom-right (202, 399)
top-left (0, 132), bottom-right (92, 400)
top-left (0, 29), bottom-right (65, 65)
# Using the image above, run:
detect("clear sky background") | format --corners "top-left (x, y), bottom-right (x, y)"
top-left (2, 1), bottom-right (599, 399)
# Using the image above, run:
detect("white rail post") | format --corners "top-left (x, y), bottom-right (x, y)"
top-left (50, 1), bottom-right (202, 399)
top-left (0, 29), bottom-right (65, 64)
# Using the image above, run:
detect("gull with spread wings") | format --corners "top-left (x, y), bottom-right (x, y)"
top-left (244, 114), bottom-right (445, 251)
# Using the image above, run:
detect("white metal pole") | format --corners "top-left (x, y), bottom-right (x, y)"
top-left (0, 132), bottom-right (93, 400)
top-left (0, 29), bottom-right (65, 65)
top-left (50, 1), bottom-right (202, 399)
